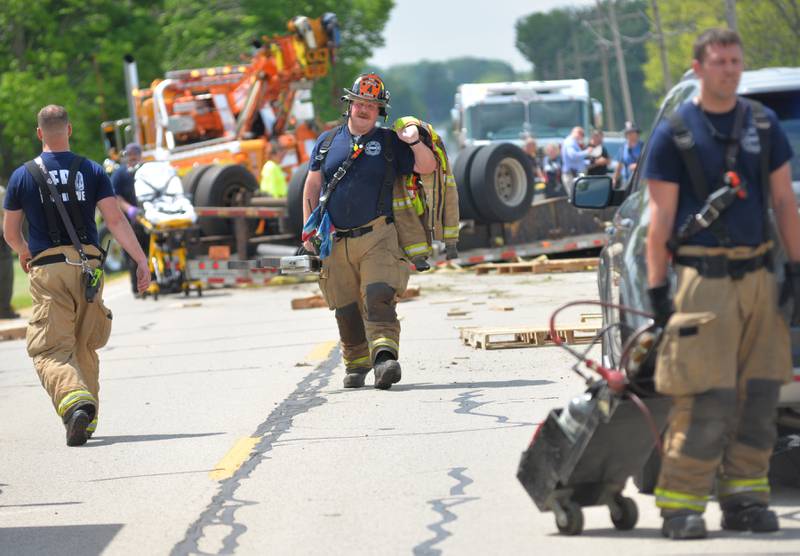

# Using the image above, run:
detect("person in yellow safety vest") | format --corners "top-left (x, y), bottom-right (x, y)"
top-left (391, 116), bottom-right (460, 269)
top-left (260, 155), bottom-right (288, 198)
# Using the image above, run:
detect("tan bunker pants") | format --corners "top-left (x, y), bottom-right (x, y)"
top-left (318, 217), bottom-right (410, 371)
top-left (27, 245), bottom-right (113, 432)
top-left (654, 244), bottom-right (792, 514)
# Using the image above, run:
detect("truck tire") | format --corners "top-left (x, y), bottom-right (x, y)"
top-left (287, 162), bottom-right (309, 239)
top-left (181, 164), bottom-right (212, 198)
top-left (469, 143), bottom-right (534, 223)
top-left (452, 146), bottom-right (483, 221)
top-left (194, 164), bottom-right (258, 236)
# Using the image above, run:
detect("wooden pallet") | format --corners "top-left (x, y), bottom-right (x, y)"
top-left (291, 286), bottom-right (421, 310)
top-left (459, 325), bottom-right (599, 350)
top-left (0, 324), bottom-right (26, 342)
top-left (473, 257), bottom-right (599, 275)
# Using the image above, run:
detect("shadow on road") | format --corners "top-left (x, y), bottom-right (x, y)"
top-left (0, 524), bottom-right (123, 556)
top-left (84, 431), bottom-right (225, 447)
top-left (389, 379), bottom-right (554, 392)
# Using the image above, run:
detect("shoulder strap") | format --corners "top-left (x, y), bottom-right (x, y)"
top-left (64, 156), bottom-right (88, 243)
top-left (377, 129), bottom-right (396, 215)
top-left (744, 98), bottom-right (772, 238)
top-left (668, 111), bottom-right (710, 202)
top-left (314, 126), bottom-right (340, 165)
top-left (28, 156), bottom-right (89, 260)
top-left (667, 108), bottom-right (731, 247)
top-left (24, 160), bottom-right (62, 246)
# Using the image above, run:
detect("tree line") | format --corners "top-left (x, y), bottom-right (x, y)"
top-left (0, 0), bottom-right (391, 180)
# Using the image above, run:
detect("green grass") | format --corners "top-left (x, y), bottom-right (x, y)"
top-left (11, 257), bottom-right (31, 310)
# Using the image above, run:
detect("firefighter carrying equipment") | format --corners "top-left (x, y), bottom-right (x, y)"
top-left (391, 116), bottom-right (460, 261)
top-left (302, 125), bottom-right (396, 258)
top-left (25, 156), bottom-right (106, 302)
top-left (666, 98), bottom-right (771, 253)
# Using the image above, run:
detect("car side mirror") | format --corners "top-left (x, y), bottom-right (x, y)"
top-left (571, 175), bottom-right (613, 209)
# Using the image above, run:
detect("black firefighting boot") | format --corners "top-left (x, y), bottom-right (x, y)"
top-left (63, 404), bottom-right (96, 447)
top-left (661, 511), bottom-right (707, 540)
top-left (721, 503), bottom-right (779, 533)
top-left (343, 368), bottom-right (370, 388)
top-left (373, 351), bottom-right (401, 390)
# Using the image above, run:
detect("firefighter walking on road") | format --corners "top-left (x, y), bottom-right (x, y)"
top-left (645, 30), bottom-right (799, 538)
top-left (302, 74), bottom-right (436, 389)
top-left (2, 105), bottom-right (150, 446)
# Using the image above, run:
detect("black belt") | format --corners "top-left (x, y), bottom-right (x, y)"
top-left (30, 253), bottom-right (102, 268)
top-left (334, 216), bottom-right (394, 239)
top-left (675, 251), bottom-right (773, 280)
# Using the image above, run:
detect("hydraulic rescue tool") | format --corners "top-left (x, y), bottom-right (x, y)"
top-left (227, 253), bottom-right (321, 275)
top-left (517, 300), bottom-right (671, 536)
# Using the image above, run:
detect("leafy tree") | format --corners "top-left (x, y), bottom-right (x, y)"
top-left (515, 1), bottom-right (659, 132)
top-left (0, 0), bottom-right (392, 180)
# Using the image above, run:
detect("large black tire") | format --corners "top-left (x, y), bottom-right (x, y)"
top-left (469, 142), bottom-right (534, 223)
top-left (287, 162), bottom-right (309, 239)
top-left (194, 164), bottom-right (258, 236)
top-left (181, 164), bottom-right (212, 198)
top-left (452, 146), bottom-right (483, 220)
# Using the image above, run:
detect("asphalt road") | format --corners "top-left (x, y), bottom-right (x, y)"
top-left (2, 269), bottom-right (800, 555)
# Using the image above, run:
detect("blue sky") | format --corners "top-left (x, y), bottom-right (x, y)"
top-left (369, 0), bottom-right (596, 71)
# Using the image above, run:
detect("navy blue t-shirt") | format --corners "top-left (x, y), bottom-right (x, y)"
top-left (645, 100), bottom-right (793, 247)
top-left (110, 165), bottom-right (137, 206)
top-left (309, 125), bottom-right (415, 229)
top-left (3, 151), bottom-right (114, 256)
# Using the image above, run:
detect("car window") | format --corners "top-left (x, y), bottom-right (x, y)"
top-left (627, 82), bottom-right (699, 193)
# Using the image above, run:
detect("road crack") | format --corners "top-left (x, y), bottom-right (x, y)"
top-left (413, 467), bottom-right (478, 556)
top-left (170, 347), bottom-right (340, 556)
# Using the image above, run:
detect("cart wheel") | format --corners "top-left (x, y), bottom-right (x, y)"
top-left (556, 501), bottom-right (584, 535)
top-left (610, 496), bottom-right (638, 530)
top-left (197, 287), bottom-right (203, 297)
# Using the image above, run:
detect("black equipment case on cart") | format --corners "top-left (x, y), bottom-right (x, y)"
top-left (516, 382), bottom-right (671, 535)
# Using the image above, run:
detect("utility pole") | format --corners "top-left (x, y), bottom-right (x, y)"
top-left (650, 0), bottom-right (672, 93)
top-left (572, 32), bottom-right (583, 77)
top-left (725, 0), bottom-right (737, 30)
top-left (605, 0), bottom-right (635, 123)
top-left (599, 45), bottom-right (616, 131)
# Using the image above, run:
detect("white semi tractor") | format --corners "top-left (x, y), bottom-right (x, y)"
top-left (450, 79), bottom-right (609, 255)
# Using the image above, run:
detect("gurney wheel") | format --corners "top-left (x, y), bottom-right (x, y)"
top-left (555, 501), bottom-right (583, 536)
top-left (610, 495), bottom-right (638, 530)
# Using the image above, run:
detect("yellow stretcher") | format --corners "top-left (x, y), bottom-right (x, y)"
top-left (136, 214), bottom-right (203, 300)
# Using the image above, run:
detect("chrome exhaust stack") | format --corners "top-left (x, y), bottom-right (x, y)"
top-left (123, 54), bottom-right (141, 144)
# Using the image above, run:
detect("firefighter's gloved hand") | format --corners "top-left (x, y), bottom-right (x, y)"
top-left (647, 283), bottom-right (674, 328)
top-left (295, 244), bottom-right (311, 256)
top-left (412, 256), bottom-right (431, 272)
top-left (780, 262), bottom-right (800, 326)
top-left (445, 243), bottom-right (458, 260)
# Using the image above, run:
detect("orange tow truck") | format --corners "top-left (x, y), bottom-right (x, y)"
top-left (100, 14), bottom-right (339, 260)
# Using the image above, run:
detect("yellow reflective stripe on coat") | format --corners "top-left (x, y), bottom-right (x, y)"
top-left (718, 477), bottom-right (770, 497)
top-left (654, 488), bottom-right (709, 512)
top-left (443, 226), bottom-right (459, 240)
top-left (404, 242), bottom-right (431, 257)
top-left (410, 194), bottom-right (424, 215)
top-left (445, 174), bottom-right (456, 187)
top-left (57, 389), bottom-right (97, 418)
top-left (344, 355), bottom-right (371, 370)
top-left (370, 337), bottom-right (399, 355)
top-left (393, 197), bottom-right (413, 211)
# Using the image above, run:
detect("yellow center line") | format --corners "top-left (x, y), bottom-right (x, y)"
top-left (209, 341), bottom-right (339, 482)
top-left (209, 437), bottom-right (260, 481)
top-left (305, 340), bottom-right (338, 363)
